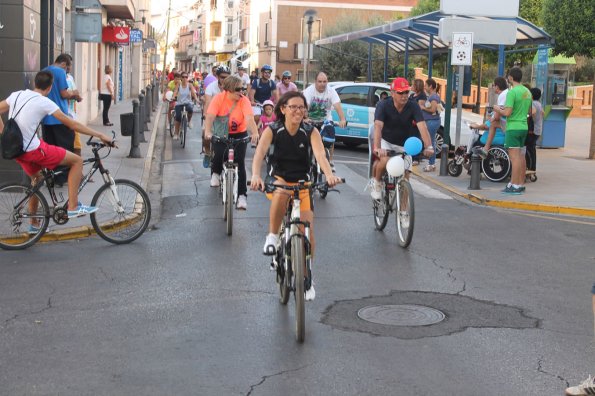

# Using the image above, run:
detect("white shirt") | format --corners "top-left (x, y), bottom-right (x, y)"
top-left (235, 72), bottom-right (250, 87)
top-left (497, 88), bottom-right (508, 128)
top-left (302, 84), bottom-right (341, 123)
top-left (6, 90), bottom-right (59, 152)
top-left (101, 74), bottom-right (113, 95)
top-left (205, 82), bottom-right (222, 97)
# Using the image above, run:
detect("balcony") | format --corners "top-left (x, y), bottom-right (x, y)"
top-left (175, 51), bottom-right (190, 61)
top-left (101, 0), bottom-right (135, 20)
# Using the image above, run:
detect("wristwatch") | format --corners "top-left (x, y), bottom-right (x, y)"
top-left (427, 146), bottom-right (434, 150)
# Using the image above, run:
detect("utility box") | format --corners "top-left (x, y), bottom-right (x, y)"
top-left (120, 113), bottom-right (135, 136)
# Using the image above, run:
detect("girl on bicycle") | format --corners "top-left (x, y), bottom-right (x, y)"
top-left (205, 76), bottom-right (259, 210)
top-left (172, 72), bottom-right (199, 140)
top-left (257, 99), bottom-right (276, 137)
top-left (250, 91), bottom-right (342, 301)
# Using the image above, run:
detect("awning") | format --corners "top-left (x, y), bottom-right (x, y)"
top-left (315, 11), bottom-right (554, 55)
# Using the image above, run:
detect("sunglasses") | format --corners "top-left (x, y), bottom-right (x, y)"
top-left (392, 90), bottom-right (409, 95)
top-left (234, 87), bottom-right (247, 92)
top-left (282, 77), bottom-right (290, 80)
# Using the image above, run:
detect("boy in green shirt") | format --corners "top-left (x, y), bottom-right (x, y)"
top-left (493, 67), bottom-right (532, 194)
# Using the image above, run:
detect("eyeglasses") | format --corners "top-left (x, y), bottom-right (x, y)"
top-left (282, 77), bottom-right (290, 80)
top-left (234, 87), bottom-right (247, 92)
top-left (285, 105), bottom-right (306, 112)
top-left (391, 90), bottom-right (409, 95)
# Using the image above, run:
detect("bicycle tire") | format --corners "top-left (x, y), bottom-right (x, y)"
top-left (90, 179), bottom-right (151, 244)
top-left (0, 183), bottom-right (50, 250)
top-left (225, 169), bottom-right (233, 236)
top-left (278, 227), bottom-right (290, 305)
top-left (482, 147), bottom-right (511, 182)
top-left (181, 114), bottom-right (187, 148)
top-left (292, 235), bottom-right (305, 342)
top-left (373, 187), bottom-right (390, 231)
top-left (396, 179), bottom-right (415, 248)
top-left (169, 111), bottom-right (174, 138)
top-left (447, 160), bottom-right (463, 177)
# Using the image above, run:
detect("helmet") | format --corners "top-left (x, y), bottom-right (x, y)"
top-left (216, 65), bottom-right (231, 76)
top-left (262, 100), bottom-right (275, 108)
top-left (282, 70), bottom-right (292, 78)
top-left (261, 64), bottom-right (273, 72)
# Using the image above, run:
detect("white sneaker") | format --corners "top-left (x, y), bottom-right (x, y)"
top-left (236, 195), bottom-right (247, 210)
top-left (305, 282), bottom-right (316, 301)
top-left (210, 173), bottom-right (220, 187)
top-left (399, 211), bottom-right (410, 228)
top-left (263, 233), bottom-right (278, 255)
top-left (173, 134), bottom-right (179, 140)
top-left (370, 179), bottom-right (382, 200)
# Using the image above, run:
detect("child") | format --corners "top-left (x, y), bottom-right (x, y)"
top-left (257, 100), bottom-right (276, 136)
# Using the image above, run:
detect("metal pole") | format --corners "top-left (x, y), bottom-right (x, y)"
top-left (129, 100), bottom-right (141, 158)
top-left (384, 41), bottom-right (389, 83)
top-left (498, 45), bottom-right (505, 77)
top-left (428, 35), bottom-right (434, 78)
top-left (404, 38), bottom-right (409, 78)
top-left (367, 43), bottom-right (372, 82)
top-left (152, 83), bottom-right (158, 112)
top-left (443, 49), bottom-right (454, 147)
top-left (474, 53), bottom-right (483, 114)
top-left (145, 85), bottom-right (152, 122)
top-left (138, 92), bottom-right (147, 142)
top-left (454, 65), bottom-right (464, 147)
top-left (161, 0), bottom-right (172, 85)
top-left (306, 17), bottom-right (313, 87)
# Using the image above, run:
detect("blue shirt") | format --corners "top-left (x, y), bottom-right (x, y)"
top-left (42, 65), bottom-right (69, 125)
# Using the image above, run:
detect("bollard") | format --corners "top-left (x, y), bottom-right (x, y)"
top-left (141, 89), bottom-right (149, 132)
top-left (468, 151), bottom-right (482, 190)
top-left (128, 99), bottom-right (141, 158)
top-left (145, 85), bottom-right (152, 123)
top-left (439, 143), bottom-right (449, 176)
top-left (138, 92), bottom-right (147, 142)
top-left (152, 83), bottom-right (158, 112)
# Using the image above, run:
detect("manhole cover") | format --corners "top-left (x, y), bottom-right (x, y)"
top-left (357, 304), bottom-right (445, 326)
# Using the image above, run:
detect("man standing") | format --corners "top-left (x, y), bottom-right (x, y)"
top-left (276, 70), bottom-right (298, 96)
top-left (42, 53), bottom-right (81, 186)
top-left (492, 67), bottom-right (532, 194)
top-left (248, 64), bottom-right (278, 124)
top-left (302, 71), bottom-right (347, 165)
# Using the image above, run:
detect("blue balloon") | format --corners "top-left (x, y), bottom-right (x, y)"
top-left (404, 137), bottom-right (423, 156)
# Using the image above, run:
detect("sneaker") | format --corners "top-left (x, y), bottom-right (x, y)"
top-left (210, 173), bottom-right (220, 187)
top-left (28, 224), bottom-right (49, 235)
top-left (399, 211), bottom-right (410, 229)
top-left (565, 375), bottom-right (595, 396)
top-left (67, 203), bottom-right (98, 218)
top-left (422, 164), bottom-right (436, 172)
top-left (370, 179), bottom-right (382, 200)
top-left (236, 195), bottom-right (247, 210)
top-left (305, 282), bottom-right (316, 301)
top-left (518, 185), bottom-right (526, 192)
top-left (263, 233), bottom-right (278, 255)
top-left (501, 185), bottom-right (523, 195)
top-left (472, 147), bottom-right (488, 159)
top-left (173, 134), bottom-right (179, 140)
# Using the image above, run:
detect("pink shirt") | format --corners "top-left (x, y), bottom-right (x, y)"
top-left (276, 81), bottom-right (298, 96)
top-left (259, 114), bottom-right (277, 133)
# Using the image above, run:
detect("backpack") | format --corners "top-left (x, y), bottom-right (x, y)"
top-left (1, 92), bottom-right (38, 160)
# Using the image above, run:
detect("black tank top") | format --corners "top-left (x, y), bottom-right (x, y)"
top-left (268, 121), bottom-right (312, 182)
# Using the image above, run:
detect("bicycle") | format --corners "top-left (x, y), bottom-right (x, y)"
top-left (0, 133), bottom-right (151, 250)
top-left (371, 151), bottom-right (415, 248)
top-left (310, 120), bottom-right (344, 199)
top-left (211, 134), bottom-right (251, 236)
top-left (257, 177), bottom-right (344, 342)
top-left (179, 103), bottom-right (189, 148)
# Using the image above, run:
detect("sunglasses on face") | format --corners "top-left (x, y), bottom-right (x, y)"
top-left (391, 90), bottom-right (409, 95)
top-left (234, 87), bottom-right (247, 92)
top-left (282, 77), bottom-right (290, 80)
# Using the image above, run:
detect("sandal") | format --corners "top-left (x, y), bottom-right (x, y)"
top-left (423, 164), bottom-right (436, 172)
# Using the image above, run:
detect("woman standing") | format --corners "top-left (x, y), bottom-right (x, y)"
top-left (204, 76), bottom-right (259, 210)
top-left (421, 78), bottom-right (441, 172)
top-left (250, 91), bottom-right (342, 301)
top-left (100, 65), bottom-right (115, 126)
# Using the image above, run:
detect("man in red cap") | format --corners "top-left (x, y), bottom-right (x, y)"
top-left (370, 77), bottom-right (434, 200)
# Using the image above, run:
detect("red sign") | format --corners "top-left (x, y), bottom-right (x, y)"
top-left (102, 26), bottom-right (130, 44)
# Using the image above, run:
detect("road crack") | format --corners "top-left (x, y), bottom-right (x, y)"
top-left (413, 251), bottom-right (466, 295)
top-left (246, 365), bottom-right (308, 395)
top-left (537, 356), bottom-right (569, 388)
top-left (3, 285), bottom-right (56, 327)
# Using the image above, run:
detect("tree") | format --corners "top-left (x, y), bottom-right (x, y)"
top-left (410, 0), bottom-right (439, 16)
top-left (542, 0), bottom-right (595, 159)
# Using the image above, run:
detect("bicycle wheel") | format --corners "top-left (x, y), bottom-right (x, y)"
top-left (181, 114), bottom-right (187, 148)
top-left (277, 228), bottom-right (290, 305)
top-left (395, 179), bottom-right (414, 248)
top-left (291, 235), bottom-right (306, 342)
top-left (90, 179), bottom-right (151, 244)
top-left (0, 183), bottom-right (50, 250)
top-left (169, 111), bottom-right (174, 138)
top-left (373, 188), bottom-right (390, 231)
top-left (482, 147), bottom-right (511, 182)
top-left (225, 169), bottom-right (234, 236)
top-left (447, 160), bottom-right (463, 177)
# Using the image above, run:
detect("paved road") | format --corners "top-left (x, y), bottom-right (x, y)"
top-left (1, 110), bottom-right (594, 395)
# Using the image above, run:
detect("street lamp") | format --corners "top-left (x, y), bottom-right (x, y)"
top-left (303, 9), bottom-right (317, 88)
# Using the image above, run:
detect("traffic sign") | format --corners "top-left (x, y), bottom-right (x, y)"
top-left (451, 32), bottom-right (473, 66)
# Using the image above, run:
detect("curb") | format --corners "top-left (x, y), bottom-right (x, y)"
top-left (411, 168), bottom-right (595, 218)
top-left (37, 105), bottom-right (163, 244)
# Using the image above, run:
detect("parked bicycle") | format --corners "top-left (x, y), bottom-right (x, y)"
top-left (256, 177), bottom-right (344, 342)
top-left (212, 134), bottom-right (251, 236)
top-left (0, 133), bottom-right (151, 250)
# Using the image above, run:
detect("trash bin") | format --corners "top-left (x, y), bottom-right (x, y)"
top-left (120, 113), bottom-right (135, 136)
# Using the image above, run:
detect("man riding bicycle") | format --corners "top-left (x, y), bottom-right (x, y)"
top-left (371, 77), bottom-right (433, 200)
top-left (248, 65), bottom-right (279, 124)
top-left (303, 71), bottom-right (347, 168)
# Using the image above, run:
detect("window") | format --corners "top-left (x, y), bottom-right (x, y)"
top-left (226, 17), bottom-right (233, 36)
top-left (227, 0), bottom-right (234, 7)
top-left (373, 87), bottom-right (389, 106)
top-left (210, 21), bottom-right (221, 37)
top-left (264, 22), bottom-right (269, 47)
top-left (210, 0), bottom-right (217, 9)
top-left (337, 85), bottom-right (370, 106)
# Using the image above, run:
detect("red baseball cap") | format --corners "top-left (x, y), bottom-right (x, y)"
top-left (391, 77), bottom-right (410, 92)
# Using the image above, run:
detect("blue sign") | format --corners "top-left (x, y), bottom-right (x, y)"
top-left (536, 45), bottom-right (549, 105)
top-left (130, 29), bottom-right (143, 43)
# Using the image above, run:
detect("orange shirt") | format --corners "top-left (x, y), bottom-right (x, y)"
top-left (207, 92), bottom-right (253, 134)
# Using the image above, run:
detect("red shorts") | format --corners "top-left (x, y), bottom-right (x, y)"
top-left (15, 140), bottom-right (66, 176)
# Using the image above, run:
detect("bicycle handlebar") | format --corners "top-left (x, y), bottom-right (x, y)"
top-left (247, 178), bottom-right (345, 192)
top-left (86, 131), bottom-right (117, 149)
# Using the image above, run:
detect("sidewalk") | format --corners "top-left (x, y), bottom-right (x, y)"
top-left (412, 115), bottom-right (595, 217)
top-left (39, 98), bottom-right (162, 242)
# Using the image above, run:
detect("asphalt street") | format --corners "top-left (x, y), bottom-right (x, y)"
top-left (1, 111), bottom-right (594, 395)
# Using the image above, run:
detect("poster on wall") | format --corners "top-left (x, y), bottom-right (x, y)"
top-left (118, 48), bottom-right (123, 101)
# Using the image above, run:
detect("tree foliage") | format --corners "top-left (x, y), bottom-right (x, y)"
top-left (410, 0), bottom-right (439, 16)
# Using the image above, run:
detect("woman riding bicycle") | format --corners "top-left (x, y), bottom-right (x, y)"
top-left (205, 76), bottom-right (259, 210)
top-left (250, 91), bottom-right (342, 301)
top-left (172, 72), bottom-right (199, 140)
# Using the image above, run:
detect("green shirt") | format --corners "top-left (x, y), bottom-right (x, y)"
top-left (504, 84), bottom-right (532, 131)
